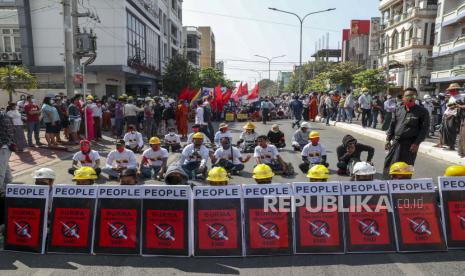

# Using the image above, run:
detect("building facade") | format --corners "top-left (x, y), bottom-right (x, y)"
top-left (0, 5), bottom-right (21, 66)
top-left (182, 26), bottom-right (201, 68)
top-left (16, 0), bottom-right (182, 97)
top-left (431, 0), bottom-right (465, 91)
top-left (198, 26), bottom-right (215, 68)
top-left (378, 0), bottom-right (437, 92)
top-left (342, 20), bottom-right (371, 68)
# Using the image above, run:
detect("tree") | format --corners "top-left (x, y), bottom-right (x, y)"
top-left (258, 79), bottom-right (277, 96)
top-left (353, 68), bottom-right (388, 94)
top-left (162, 55), bottom-right (198, 97)
top-left (0, 65), bottom-right (37, 103)
top-left (305, 71), bottom-right (330, 93)
top-left (285, 61), bottom-right (334, 93)
top-left (197, 67), bottom-right (232, 88)
top-left (325, 62), bottom-right (361, 90)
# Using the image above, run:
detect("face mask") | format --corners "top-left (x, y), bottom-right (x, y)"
top-left (310, 138), bottom-right (319, 145)
top-left (449, 90), bottom-right (458, 96)
top-left (403, 97), bottom-right (416, 108)
top-left (221, 128), bottom-right (228, 132)
top-left (80, 145), bottom-right (90, 153)
top-left (193, 128), bottom-right (199, 133)
top-left (117, 146), bottom-right (124, 153)
top-left (169, 132), bottom-right (175, 135)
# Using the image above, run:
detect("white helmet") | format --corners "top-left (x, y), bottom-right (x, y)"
top-left (423, 95), bottom-right (432, 100)
top-left (32, 168), bottom-right (56, 179)
top-left (301, 122), bottom-right (311, 129)
top-left (353, 162), bottom-right (376, 176)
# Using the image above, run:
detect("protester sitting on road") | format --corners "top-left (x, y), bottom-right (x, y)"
top-left (254, 135), bottom-right (292, 175)
top-left (237, 122), bottom-right (258, 153)
top-left (352, 161), bottom-right (376, 181)
top-left (32, 168), bottom-right (56, 186)
top-left (212, 137), bottom-right (251, 175)
top-left (444, 165), bottom-right (465, 176)
top-left (207, 167), bottom-right (229, 186)
top-left (253, 164), bottom-right (274, 184)
top-left (214, 123), bottom-right (233, 148)
top-left (123, 124), bottom-right (144, 153)
top-left (292, 122), bottom-right (311, 151)
top-left (68, 140), bottom-right (101, 177)
top-left (299, 131), bottom-right (329, 173)
top-left (389, 162), bottom-right (414, 180)
top-left (164, 162), bottom-right (189, 185)
top-left (307, 164), bottom-right (330, 182)
top-left (187, 124), bottom-right (211, 144)
top-left (163, 127), bottom-right (181, 152)
top-left (180, 132), bottom-right (209, 180)
top-left (336, 134), bottom-right (375, 176)
top-left (120, 168), bottom-right (138, 185)
top-left (103, 140), bottom-right (138, 180)
top-left (267, 124), bottom-right (286, 149)
top-left (140, 137), bottom-right (168, 180)
top-left (72, 166), bottom-right (97, 185)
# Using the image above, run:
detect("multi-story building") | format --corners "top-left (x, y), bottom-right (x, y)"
top-left (0, 0), bottom-right (21, 66)
top-left (215, 61), bottom-right (224, 73)
top-left (16, 0), bottom-right (182, 97)
top-left (182, 26), bottom-right (201, 68)
top-left (378, 0), bottom-right (437, 92)
top-left (369, 17), bottom-right (382, 69)
top-left (198, 26), bottom-right (215, 68)
top-left (431, 0), bottom-right (465, 90)
top-left (341, 20), bottom-right (371, 68)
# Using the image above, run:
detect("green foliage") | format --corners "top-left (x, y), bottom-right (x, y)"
top-left (0, 65), bottom-right (37, 103)
top-left (325, 62), bottom-right (362, 90)
top-left (197, 67), bottom-right (232, 89)
top-left (258, 79), bottom-right (278, 96)
top-left (285, 61), bottom-right (334, 93)
top-left (353, 68), bottom-right (388, 94)
top-left (305, 72), bottom-right (330, 93)
top-left (162, 55), bottom-right (198, 96)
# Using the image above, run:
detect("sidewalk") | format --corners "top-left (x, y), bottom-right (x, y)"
top-left (324, 118), bottom-right (465, 166)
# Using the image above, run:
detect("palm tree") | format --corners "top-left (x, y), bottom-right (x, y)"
top-left (0, 65), bottom-right (37, 103)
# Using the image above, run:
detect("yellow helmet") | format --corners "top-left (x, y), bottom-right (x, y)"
top-left (192, 132), bottom-right (204, 140)
top-left (73, 166), bottom-right (98, 180)
top-left (243, 122), bottom-right (256, 130)
top-left (86, 95), bottom-right (94, 101)
top-left (444, 165), bottom-right (465, 177)
top-left (253, 164), bottom-right (274, 180)
top-left (149, 137), bottom-right (161, 145)
top-left (207, 167), bottom-right (229, 182)
top-left (361, 87), bottom-right (369, 92)
top-left (309, 131), bottom-right (320, 139)
top-left (389, 162), bottom-right (414, 175)
top-left (307, 165), bottom-right (329, 179)
top-left (128, 96), bottom-right (134, 100)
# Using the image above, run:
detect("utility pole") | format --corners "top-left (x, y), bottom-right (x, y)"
top-left (63, 0), bottom-right (74, 98)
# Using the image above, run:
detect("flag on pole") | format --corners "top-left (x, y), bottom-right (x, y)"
top-left (222, 88), bottom-right (233, 105)
top-left (238, 83), bottom-right (248, 97)
top-left (247, 83), bottom-right (259, 100)
top-left (178, 87), bottom-right (189, 100)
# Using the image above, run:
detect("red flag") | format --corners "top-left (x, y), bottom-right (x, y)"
top-left (232, 83), bottom-right (242, 102)
top-left (178, 87), bottom-right (189, 100)
top-left (222, 89), bottom-right (233, 105)
top-left (187, 88), bottom-right (198, 101)
top-left (215, 85), bottom-right (223, 110)
top-left (247, 83), bottom-right (260, 100)
top-left (238, 83), bottom-right (248, 97)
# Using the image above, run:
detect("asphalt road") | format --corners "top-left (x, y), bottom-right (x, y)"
top-left (3, 119), bottom-right (463, 276)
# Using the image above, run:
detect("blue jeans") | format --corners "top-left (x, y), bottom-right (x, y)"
top-left (337, 107), bottom-right (346, 122)
top-left (115, 118), bottom-right (124, 137)
top-left (361, 109), bottom-right (371, 127)
top-left (371, 110), bottom-right (379, 129)
top-left (26, 121), bottom-right (40, 145)
top-left (345, 107), bottom-right (353, 123)
top-left (182, 161), bottom-right (204, 179)
top-left (140, 165), bottom-right (161, 178)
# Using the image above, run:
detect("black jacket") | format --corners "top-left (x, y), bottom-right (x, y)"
top-left (386, 104), bottom-right (430, 145)
top-left (337, 135), bottom-right (374, 163)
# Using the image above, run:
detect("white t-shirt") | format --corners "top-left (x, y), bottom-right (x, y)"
top-left (187, 132), bottom-right (211, 144)
top-left (142, 148), bottom-right (169, 167)
top-left (6, 110), bottom-right (23, 126)
top-left (106, 149), bottom-right (137, 169)
top-left (214, 146), bottom-right (242, 165)
top-left (195, 106), bottom-right (204, 125)
top-left (240, 132), bottom-right (258, 144)
top-left (73, 150), bottom-right (100, 168)
top-left (164, 133), bottom-right (181, 144)
top-left (214, 131), bottom-right (233, 146)
top-left (124, 131), bottom-right (144, 148)
top-left (180, 144), bottom-right (209, 167)
top-left (254, 144), bottom-right (279, 164)
top-left (301, 143), bottom-right (326, 164)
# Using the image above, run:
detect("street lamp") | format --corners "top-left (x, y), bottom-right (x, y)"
top-left (268, 7), bottom-right (336, 94)
top-left (254, 54), bottom-right (286, 80)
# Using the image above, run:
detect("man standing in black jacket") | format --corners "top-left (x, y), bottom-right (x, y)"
top-left (336, 134), bottom-right (375, 176)
top-left (0, 110), bottom-right (15, 226)
top-left (384, 88), bottom-right (429, 178)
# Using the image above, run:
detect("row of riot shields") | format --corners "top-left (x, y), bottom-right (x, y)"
top-left (3, 177), bottom-right (465, 256)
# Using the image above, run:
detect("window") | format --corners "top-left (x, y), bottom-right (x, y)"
top-left (430, 23), bottom-right (435, 45)
top-left (423, 23), bottom-right (428, 45)
top-left (3, 36), bottom-right (11, 52)
top-left (127, 12), bottom-right (146, 64)
top-left (2, 29), bottom-right (10, 34)
top-left (13, 36), bottom-right (20, 52)
top-left (401, 30), bottom-right (405, 47)
top-left (392, 31), bottom-right (399, 50)
top-left (409, 28), bottom-right (414, 45)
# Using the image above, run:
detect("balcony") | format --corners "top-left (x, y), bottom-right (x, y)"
top-left (433, 36), bottom-right (465, 57)
top-left (382, 7), bottom-right (437, 31)
top-left (431, 67), bottom-right (465, 83)
top-left (442, 2), bottom-right (465, 27)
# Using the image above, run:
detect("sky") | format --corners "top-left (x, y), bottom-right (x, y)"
top-left (183, 0), bottom-right (380, 85)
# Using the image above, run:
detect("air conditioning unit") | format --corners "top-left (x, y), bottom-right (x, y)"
top-left (0, 52), bottom-right (9, 60)
top-left (420, 78), bottom-right (429, 85)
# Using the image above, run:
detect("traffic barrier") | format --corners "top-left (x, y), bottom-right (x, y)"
top-left (141, 185), bottom-right (191, 256)
top-left (292, 182), bottom-right (344, 254)
top-left (193, 185), bottom-right (243, 257)
top-left (48, 185), bottom-right (97, 254)
top-left (341, 181), bottom-right (397, 253)
top-left (439, 176), bottom-right (465, 249)
top-left (389, 179), bottom-right (447, 252)
top-left (243, 184), bottom-right (293, 256)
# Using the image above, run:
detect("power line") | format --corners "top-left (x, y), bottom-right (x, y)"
top-left (219, 58), bottom-right (300, 64)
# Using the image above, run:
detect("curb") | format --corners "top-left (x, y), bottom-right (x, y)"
top-left (324, 118), bottom-right (465, 166)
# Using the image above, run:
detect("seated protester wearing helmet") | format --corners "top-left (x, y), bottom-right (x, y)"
top-left (33, 168), bottom-right (56, 186)
top-left (254, 135), bottom-right (291, 175)
top-left (253, 164), bottom-right (274, 184)
top-left (389, 162), bottom-right (414, 180)
top-left (102, 139), bottom-right (138, 180)
top-left (299, 131), bottom-right (329, 174)
top-left (212, 137), bottom-right (251, 175)
top-left (207, 167), bottom-right (229, 186)
top-left (120, 168), bottom-right (138, 185)
top-left (307, 164), bottom-right (330, 182)
top-left (123, 124), bottom-right (144, 153)
top-left (267, 124), bottom-right (286, 149)
top-left (163, 127), bottom-right (181, 152)
top-left (140, 137), bottom-right (168, 180)
top-left (180, 132), bottom-right (209, 180)
top-left (214, 123), bottom-right (233, 148)
top-left (352, 161), bottom-right (376, 181)
top-left (292, 122), bottom-right (311, 151)
top-left (68, 140), bottom-right (101, 177)
top-left (237, 122), bottom-right (258, 153)
top-left (187, 124), bottom-right (211, 145)
top-left (444, 165), bottom-right (465, 177)
top-left (72, 166), bottom-right (98, 185)
top-left (336, 135), bottom-right (374, 176)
